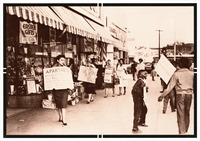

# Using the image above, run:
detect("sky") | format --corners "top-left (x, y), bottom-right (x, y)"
top-left (103, 6), bottom-right (194, 48)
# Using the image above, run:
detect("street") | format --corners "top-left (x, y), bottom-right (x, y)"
top-left (6, 74), bottom-right (194, 136)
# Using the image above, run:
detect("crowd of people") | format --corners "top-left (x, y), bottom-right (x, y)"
top-left (50, 54), bottom-right (194, 135)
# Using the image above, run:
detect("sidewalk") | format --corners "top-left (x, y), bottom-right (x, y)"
top-left (5, 74), bottom-right (195, 135)
top-left (6, 108), bottom-right (32, 118)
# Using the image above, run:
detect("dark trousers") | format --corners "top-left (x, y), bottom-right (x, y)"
top-left (132, 71), bottom-right (136, 80)
top-left (139, 102), bottom-right (148, 124)
top-left (176, 94), bottom-right (192, 134)
top-left (132, 95), bottom-right (142, 129)
top-left (163, 89), bottom-right (176, 112)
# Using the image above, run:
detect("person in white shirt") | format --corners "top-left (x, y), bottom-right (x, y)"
top-left (116, 58), bottom-right (128, 96)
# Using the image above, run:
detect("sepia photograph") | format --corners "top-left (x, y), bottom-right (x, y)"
top-left (1, 0), bottom-right (198, 140)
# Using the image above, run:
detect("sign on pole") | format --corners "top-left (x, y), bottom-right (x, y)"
top-left (155, 55), bottom-right (176, 84)
top-left (78, 66), bottom-right (98, 84)
top-left (43, 67), bottom-right (74, 91)
top-left (104, 69), bottom-right (112, 83)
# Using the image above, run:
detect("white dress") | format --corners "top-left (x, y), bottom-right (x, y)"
top-left (116, 65), bottom-right (128, 87)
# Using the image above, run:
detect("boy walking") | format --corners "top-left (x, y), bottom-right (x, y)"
top-left (131, 70), bottom-right (148, 133)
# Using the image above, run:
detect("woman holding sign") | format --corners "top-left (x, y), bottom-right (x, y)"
top-left (104, 59), bottom-right (115, 98)
top-left (53, 55), bottom-right (73, 126)
top-left (84, 56), bottom-right (97, 104)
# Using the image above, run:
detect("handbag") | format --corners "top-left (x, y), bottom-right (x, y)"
top-left (114, 76), bottom-right (120, 85)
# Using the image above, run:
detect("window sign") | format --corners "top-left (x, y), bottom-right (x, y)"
top-left (19, 21), bottom-right (38, 45)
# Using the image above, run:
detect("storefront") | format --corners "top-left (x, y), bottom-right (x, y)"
top-left (6, 6), bottom-right (114, 108)
top-left (6, 6), bottom-right (67, 107)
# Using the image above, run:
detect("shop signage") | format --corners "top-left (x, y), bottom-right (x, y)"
top-left (107, 44), bottom-right (114, 52)
top-left (26, 78), bottom-right (37, 94)
top-left (155, 55), bottom-right (176, 84)
top-left (78, 66), bottom-right (98, 84)
top-left (104, 69), bottom-right (112, 83)
top-left (43, 67), bottom-right (74, 90)
top-left (49, 28), bottom-right (56, 42)
top-left (19, 21), bottom-right (38, 45)
top-left (84, 38), bottom-right (93, 52)
top-left (50, 42), bottom-right (56, 48)
top-left (65, 52), bottom-right (73, 58)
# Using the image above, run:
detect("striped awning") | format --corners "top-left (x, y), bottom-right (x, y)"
top-left (84, 18), bottom-right (114, 44)
top-left (51, 6), bottom-right (99, 40)
top-left (6, 6), bottom-right (64, 30)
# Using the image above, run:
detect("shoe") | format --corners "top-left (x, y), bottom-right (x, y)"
top-left (123, 93), bottom-right (126, 95)
top-left (58, 119), bottom-right (63, 122)
top-left (91, 99), bottom-right (94, 102)
top-left (118, 93), bottom-right (122, 96)
top-left (87, 101), bottom-right (90, 104)
top-left (171, 109), bottom-right (176, 112)
top-left (62, 122), bottom-right (67, 126)
top-left (139, 123), bottom-right (148, 127)
top-left (112, 95), bottom-right (115, 97)
top-left (132, 128), bottom-right (142, 133)
top-left (104, 95), bottom-right (108, 98)
top-left (163, 110), bottom-right (166, 114)
top-left (160, 91), bottom-right (164, 93)
top-left (132, 128), bottom-right (139, 131)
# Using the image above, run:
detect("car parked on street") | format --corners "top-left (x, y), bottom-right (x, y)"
top-left (144, 62), bottom-right (152, 73)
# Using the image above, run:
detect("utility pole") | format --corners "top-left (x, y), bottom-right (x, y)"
top-left (155, 30), bottom-right (163, 59)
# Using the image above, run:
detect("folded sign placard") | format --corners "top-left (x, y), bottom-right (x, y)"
top-left (43, 67), bottom-right (74, 90)
top-left (155, 55), bottom-right (176, 84)
top-left (78, 66), bottom-right (98, 84)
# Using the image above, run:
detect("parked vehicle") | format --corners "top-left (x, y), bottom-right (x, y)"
top-left (144, 62), bottom-right (152, 73)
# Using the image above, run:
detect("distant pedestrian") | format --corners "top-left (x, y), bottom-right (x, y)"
top-left (151, 58), bottom-right (157, 81)
top-left (158, 58), bottom-right (194, 134)
top-left (131, 70), bottom-right (148, 133)
top-left (136, 58), bottom-right (145, 76)
top-left (131, 59), bottom-right (137, 81)
top-left (53, 55), bottom-right (73, 126)
top-left (116, 58), bottom-right (128, 96)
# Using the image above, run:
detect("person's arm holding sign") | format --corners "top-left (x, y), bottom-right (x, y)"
top-left (158, 74), bottom-right (176, 102)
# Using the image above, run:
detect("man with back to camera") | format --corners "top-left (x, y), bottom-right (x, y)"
top-left (158, 58), bottom-right (194, 135)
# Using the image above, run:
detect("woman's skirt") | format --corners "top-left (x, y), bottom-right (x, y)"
top-left (53, 89), bottom-right (68, 108)
top-left (84, 83), bottom-right (96, 94)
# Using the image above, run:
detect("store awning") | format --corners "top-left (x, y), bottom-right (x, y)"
top-left (84, 18), bottom-right (114, 43)
top-left (113, 38), bottom-right (128, 52)
top-left (51, 6), bottom-right (99, 40)
top-left (6, 6), bottom-right (64, 30)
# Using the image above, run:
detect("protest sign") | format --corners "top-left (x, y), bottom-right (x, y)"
top-left (43, 67), bottom-right (74, 91)
top-left (155, 55), bottom-right (176, 84)
top-left (78, 66), bottom-right (98, 84)
top-left (104, 69), bottom-right (112, 83)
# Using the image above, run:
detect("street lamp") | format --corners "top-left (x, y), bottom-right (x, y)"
top-left (156, 30), bottom-right (163, 58)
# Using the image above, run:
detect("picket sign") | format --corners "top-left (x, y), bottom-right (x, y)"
top-left (43, 67), bottom-right (74, 91)
top-left (104, 69), bottom-right (112, 83)
top-left (78, 66), bottom-right (98, 84)
top-left (155, 55), bottom-right (176, 84)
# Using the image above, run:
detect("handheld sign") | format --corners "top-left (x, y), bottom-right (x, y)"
top-left (155, 55), bottom-right (176, 84)
top-left (104, 69), bottom-right (112, 83)
top-left (78, 66), bottom-right (98, 84)
top-left (43, 67), bottom-right (74, 91)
